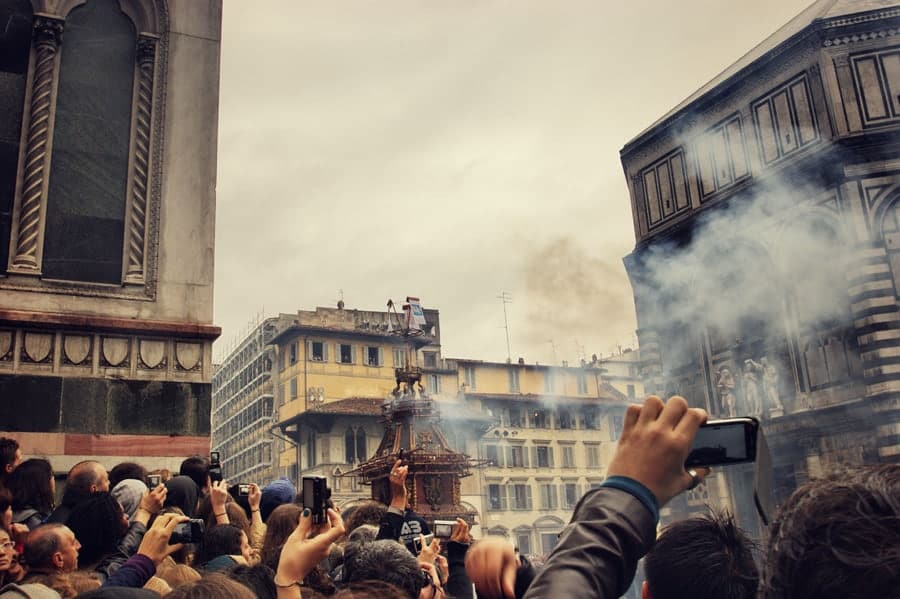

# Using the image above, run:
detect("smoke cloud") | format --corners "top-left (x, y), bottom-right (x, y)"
top-left (521, 237), bottom-right (637, 362)
top-left (637, 175), bottom-right (850, 377)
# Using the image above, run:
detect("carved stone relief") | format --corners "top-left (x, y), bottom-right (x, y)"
top-left (22, 332), bottom-right (53, 363)
top-left (62, 334), bottom-right (91, 365)
top-left (138, 339), bottom-right (166, 369)
top-left (0, 332), bottom-right (13, 361)
top-left (175, 342), bottom-right (201, 371)
top-left (102, 337), bottom-right (130, 367)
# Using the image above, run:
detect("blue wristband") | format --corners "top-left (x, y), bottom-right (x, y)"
top-left (601, 476), bottom-right (660, 523)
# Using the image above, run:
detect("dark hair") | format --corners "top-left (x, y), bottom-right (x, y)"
top-left (159, 573), bottom-right (255, 599)
top-left (7, 458), bottom-right (55, 515)
top-left (260, 503), bottom-right (301, 571)
top-left (23, 523), bottom-right (67, 570)
top-left (0, 488), bottom-right (12, 530)
top-left (342, 539), bottom-right (423, 599)
top-left (344, 501), bottom-right (386, 535)
top-left (197, 524), bottom-right (244, 566)
top-left (66, 493), bottom-right (125, 567)
top-left (108, 462), bottom-right (148, 489)
top-left (644, 511), bottom-right (758, 599)
top-left (333, 581), bottom-right (410, 599)
top-left (62, 461), bottom-right (104, 507)
top-left (0, 438), bottom-right (19, 477)
top-left (204, 502), bottom-right (250, 538)
top-left (763, 464), bottom-right (900, 599)
top-left (179, 457), bottom-right (209, 491)
top-left (226, 563), bottom-right (276, 599)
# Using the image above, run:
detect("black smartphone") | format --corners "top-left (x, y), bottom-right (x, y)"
top-left (169, 519), bottom-right (204, 544)
top-left (238, 483), bottom-right (250, 496)
top-left (147, 474), bottom-right (161, 490)
top-left (209, 451), bottom-right (222, 483)
top-left (302, 476), bottom-right (332, 525)
top-left (685, 417), bottom-right (759, 467)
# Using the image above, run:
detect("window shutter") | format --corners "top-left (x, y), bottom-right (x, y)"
top-left (530, 447), bottom-right (537, 468)
top-left (522, 447), bottom-right (529, 468)
top-left (500, 486), bottom-right (508, 511)
top-left (548, 447), bottom-right (555, 468)
top-left (322, 343), bottom-right (329, 362)
top-left (506, 446), bottom-right (513, 467)
top-left (526, 485), bottom-right (533, 510)
top-left (378, 347), bottom-right (384, 366)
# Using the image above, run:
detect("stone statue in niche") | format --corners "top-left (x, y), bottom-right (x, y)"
top-left (715, 366), bottom-right (736, 417)
top-left (741, 359), bottom-right (763, 417)
top-left (761, 357), bottom-right (784, 414)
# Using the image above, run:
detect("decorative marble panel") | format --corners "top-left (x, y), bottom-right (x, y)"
top-left (752, 74), bottom-right (820, 166)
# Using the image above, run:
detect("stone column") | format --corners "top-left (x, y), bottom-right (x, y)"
top-left (8, 16), bottom-right (64, 275)
top-left (124, 36), bottom-right (158, 285)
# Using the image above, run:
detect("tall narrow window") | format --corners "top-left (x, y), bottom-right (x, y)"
top-left (0, 1), bottom-right (33, 271)
top-left (43, 0), bottom-right (136, 283)
top-left (355, 428), bottom-right (367, 462)
top-left (344, 428), bottom-right (355, 464)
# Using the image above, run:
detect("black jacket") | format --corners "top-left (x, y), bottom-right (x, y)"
top-left (522, 486), bottom-right (657, 599)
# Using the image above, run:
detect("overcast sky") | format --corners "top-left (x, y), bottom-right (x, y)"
top-left (214, 0), bottom-right (815, 365)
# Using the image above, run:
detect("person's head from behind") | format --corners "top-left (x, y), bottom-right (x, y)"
top-left (0, 438), bottom-right (21, 484)
top-left (179, 456), bottom-right (210, 493)
top-left (197, 523), bottom-right (251, 566)
top-left (225, 563), bottom-right (276, 599)
top-left (65, 492), bottom-right (126, 567)
top-left (23, 523), bottom-right (80, 573)
top-left (260, 477), bottom-right (296, 521)
top-left (62, 460), bottom-right (109, 506)
top-left (344, 501), bottom-right (386, 535)
top-left (643, 511), bottom-right (758, 599)
top-left (334, 580), bottom-right (411, 599)
top-left (260, 503), bottom-right (301, 570)
top-left (342, 539), bottom-right (425, 599)
top-left (763, 464), bottom-right (900, 599)
top-left (108, 462), bottom-right (148, 489)
top-left (7, 458), bottom-right (55, 515)
top-left (165, 572), bottom-right (255, 599)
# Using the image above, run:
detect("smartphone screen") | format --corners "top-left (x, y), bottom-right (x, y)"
top-left (685, 418), bottom-right (758, 467)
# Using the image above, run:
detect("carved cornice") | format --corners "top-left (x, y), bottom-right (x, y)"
top-left (821, 7), bottom-right (900, 30)
top-left (824, 27), bottom-right (899, 47)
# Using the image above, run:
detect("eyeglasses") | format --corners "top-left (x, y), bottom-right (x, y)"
top-left (0, 541), bottom-right (15, 551)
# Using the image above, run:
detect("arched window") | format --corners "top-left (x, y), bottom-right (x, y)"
top-left (42, 0), bottom-right (136, 283)
top-left (344, 428), bottom-right (355, 464)
top-left (355, 427), bottom-right (367, 462)
top-left (0, 1), bottom-right (33, 270)
top-left (787, 217), bottom-right (860, 391)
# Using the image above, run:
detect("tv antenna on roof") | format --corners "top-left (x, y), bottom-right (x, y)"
top-left (497, 291), bottom-right (512, 363)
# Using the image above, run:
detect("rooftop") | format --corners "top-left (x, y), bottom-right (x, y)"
top-left (623, 0), bottom-right (900, 151)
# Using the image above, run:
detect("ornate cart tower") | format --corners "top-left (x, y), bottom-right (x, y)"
top-left (347, 298), bottom-right (483, 525)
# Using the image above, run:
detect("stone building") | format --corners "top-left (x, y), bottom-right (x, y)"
top-left (0, 0), bottom-right (221, 471)
top-left (621, 0), bottom-right (900, 531)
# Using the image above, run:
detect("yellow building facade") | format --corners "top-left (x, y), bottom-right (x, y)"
top-left (213, 304), bottom-right (639, 556)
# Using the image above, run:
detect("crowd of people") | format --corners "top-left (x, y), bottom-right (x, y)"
top-left (0, 395), bottom-right (896, 598)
